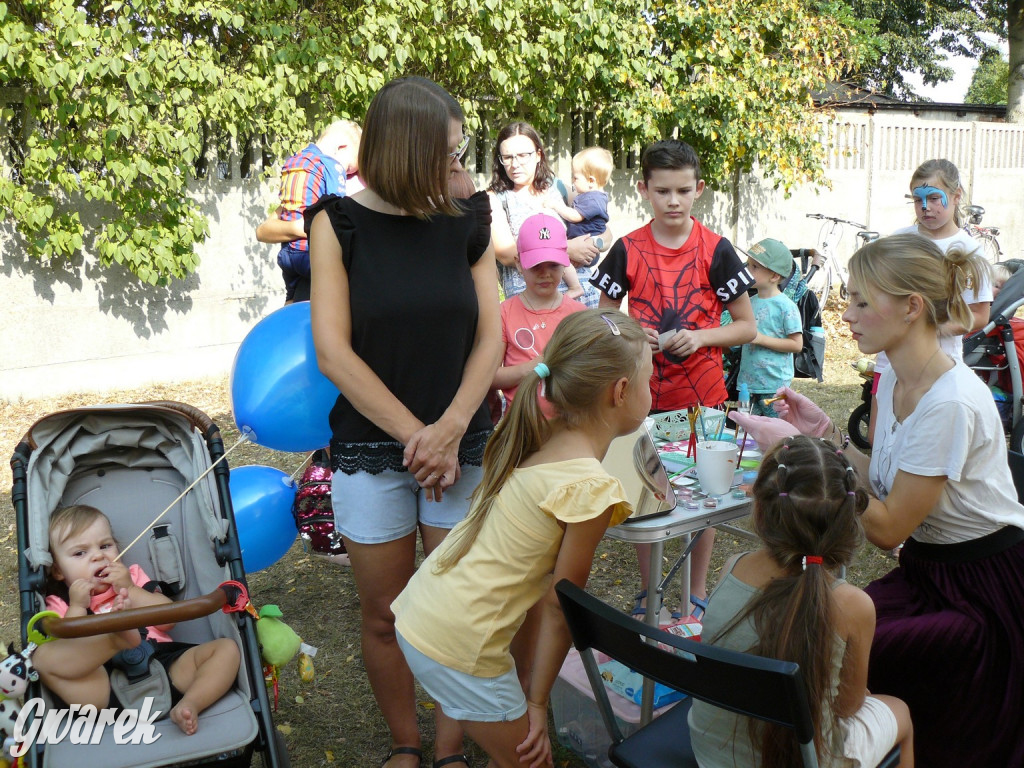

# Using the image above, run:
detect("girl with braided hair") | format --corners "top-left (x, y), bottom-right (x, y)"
top-left (688, 436), bottom-right (913, 768)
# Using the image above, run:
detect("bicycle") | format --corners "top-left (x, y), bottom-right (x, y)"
top-left (964, 204), bottom-right (1003, 264)
top-left (801, 213), bottom-right (879, 308)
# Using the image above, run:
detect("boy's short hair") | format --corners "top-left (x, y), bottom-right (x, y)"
top-left (318, 119), bottom-right (361, 146)
top-left (640, 140), bottom-right (702, 183)
top-left (573, 146), bottom-right (614, 187)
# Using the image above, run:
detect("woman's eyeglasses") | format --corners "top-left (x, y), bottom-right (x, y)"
top-left (450, 134), bottom-right (471, 162)
top-left (499, 150), bottom-right (537, 167)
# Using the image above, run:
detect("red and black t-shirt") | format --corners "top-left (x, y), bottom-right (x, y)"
top-left (591, 219), bottom-right (752, 410)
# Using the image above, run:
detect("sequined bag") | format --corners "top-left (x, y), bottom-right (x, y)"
top-left (292, 450), bottom-right (346, 558)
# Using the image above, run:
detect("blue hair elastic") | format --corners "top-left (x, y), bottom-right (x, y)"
top-left (911, 185), bottom-right (948, 211)
top-left (534, 363), bottom-right (550, 379)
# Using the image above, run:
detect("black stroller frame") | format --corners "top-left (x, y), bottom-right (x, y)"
top-left (963, 268), bottom-right (1024, 451)
top-left (9, 401), bottom-right (288, 768)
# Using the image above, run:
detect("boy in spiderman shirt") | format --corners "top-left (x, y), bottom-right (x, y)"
top-left (591, 139), bottom-right (755, 618)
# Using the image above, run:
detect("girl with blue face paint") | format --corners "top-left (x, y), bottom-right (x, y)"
top-left (864, 158), bottom-right (993, 445)
top-left (903, 158), bottom-right (963, 239)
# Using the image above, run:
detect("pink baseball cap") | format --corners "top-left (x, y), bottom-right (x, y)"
top-left (517, 213), bottom-right (570, 269)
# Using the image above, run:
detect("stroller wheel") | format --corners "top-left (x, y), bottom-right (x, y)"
top-left (848, 401), bottom-right (872, 450)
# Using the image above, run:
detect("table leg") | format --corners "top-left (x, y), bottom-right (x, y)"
top-left (639, 539), bottom-right (664, 723)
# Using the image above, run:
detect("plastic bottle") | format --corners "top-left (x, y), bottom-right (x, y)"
top-left (738, 382), bottom-right (751, 414)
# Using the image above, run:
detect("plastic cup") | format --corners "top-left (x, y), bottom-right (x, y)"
top-left (696, 440), bottom-right (739, 496)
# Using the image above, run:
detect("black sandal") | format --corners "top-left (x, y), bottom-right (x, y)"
top-left (433, 756), bottom-right (469, 768)
top-left (381, 746), bottom-right (422, 767)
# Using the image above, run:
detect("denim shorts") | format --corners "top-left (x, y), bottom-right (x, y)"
top-left (396, 631), bottom-right (527, 722)
top-left (331, 465), bottom-right (482, 544)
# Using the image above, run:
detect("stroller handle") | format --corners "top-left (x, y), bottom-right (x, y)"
top-left (38, 585), bottom-right (239, 640)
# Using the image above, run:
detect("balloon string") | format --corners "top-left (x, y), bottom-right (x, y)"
top-left (289, 452), bottom-right (315, 483)
top-left (112, 432), bottom-right (251, 563)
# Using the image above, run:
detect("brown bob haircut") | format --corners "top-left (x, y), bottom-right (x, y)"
top-left (358, 76), bottom-right (465, 218)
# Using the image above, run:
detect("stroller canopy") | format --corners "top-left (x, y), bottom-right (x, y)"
top-left (21, 403), bottom-right (230, 570)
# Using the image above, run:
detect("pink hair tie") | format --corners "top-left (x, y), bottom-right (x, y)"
top-left (802, 555), bottom-right (823, 571)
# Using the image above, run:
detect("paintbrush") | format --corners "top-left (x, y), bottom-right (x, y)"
top-left (716, 403), bottom-right (732, 440)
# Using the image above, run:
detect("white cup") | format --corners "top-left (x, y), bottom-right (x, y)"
top-left (696, 440), bottom-right (739, 496)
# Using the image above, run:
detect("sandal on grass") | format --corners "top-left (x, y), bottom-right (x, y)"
top-left (433, 755), bottom-right (470, 768)
top-left (382, 746), bottom-right (422, 767)
top-left (630, 590), bottom-right (647, 617)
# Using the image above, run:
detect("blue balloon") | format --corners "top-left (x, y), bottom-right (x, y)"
top-left (231, 302), bottom-right (340, 452)
top-left (230, 465), bottom-right (298, 572)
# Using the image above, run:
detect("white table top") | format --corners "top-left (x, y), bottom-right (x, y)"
top-left (606, 489), bottom-right (753, 544)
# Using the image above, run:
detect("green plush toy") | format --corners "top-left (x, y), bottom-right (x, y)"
top-left (255, 604), bottom-right (303, 667)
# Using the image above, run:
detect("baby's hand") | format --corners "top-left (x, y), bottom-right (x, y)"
top-left (68, 578), bottom-right (98, 610)
top-left (541, 198), bottom-right (554, 209)
top-left (98, 560), bottom-right (132, 591)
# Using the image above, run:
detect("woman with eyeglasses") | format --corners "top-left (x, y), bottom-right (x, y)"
top-left (488, 122), bottom-right (604, 308)
top-left (306, 76), bottom-right (503, 768)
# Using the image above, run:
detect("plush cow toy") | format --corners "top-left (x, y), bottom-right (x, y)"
top-left (0, 642), bottom-right (37, 765)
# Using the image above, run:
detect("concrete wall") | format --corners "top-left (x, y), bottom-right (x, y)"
top-left (2, 108), bottom-right (1023, 399)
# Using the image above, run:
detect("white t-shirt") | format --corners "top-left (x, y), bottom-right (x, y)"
top-left (871, 361), bottom-right (1024, 543)
top-left (874, 227), bottom-right (993, 371)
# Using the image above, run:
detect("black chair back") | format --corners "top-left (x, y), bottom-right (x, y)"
top-left (555, 579), bottom-right (818, 765)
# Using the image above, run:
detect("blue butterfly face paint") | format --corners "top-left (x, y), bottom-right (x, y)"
top-left (910, 185), bottom-right (948, 211)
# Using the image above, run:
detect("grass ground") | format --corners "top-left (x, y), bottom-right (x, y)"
top-left (0, 298), bottom-right (891, 767)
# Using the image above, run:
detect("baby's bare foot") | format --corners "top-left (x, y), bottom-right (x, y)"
top-left (170, 701), bottom-right (198, 735)
top-left (112, 590), bottom-right (142, 649)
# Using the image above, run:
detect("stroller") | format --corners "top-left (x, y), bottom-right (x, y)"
top-left (964, 268), bottom-right (1024, 452)
top-left (9, 401), bottom-right (289, 768)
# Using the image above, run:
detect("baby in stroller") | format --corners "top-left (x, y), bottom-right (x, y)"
top-left (35, 504), bottom-right (239, 735)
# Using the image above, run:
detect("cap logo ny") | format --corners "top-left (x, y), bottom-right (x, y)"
top-left (538, 228), bottom-right (551, 240)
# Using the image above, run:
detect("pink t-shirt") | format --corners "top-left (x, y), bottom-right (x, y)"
top-left (45, 563), bottom-right (173, 643)
top-left (500, 294), bottom-right (586, 402)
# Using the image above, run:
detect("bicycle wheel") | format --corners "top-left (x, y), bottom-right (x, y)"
top-left (805, 261), bottom-right (832, 309)
top-left (977, 234), bottom-right (1002, 264)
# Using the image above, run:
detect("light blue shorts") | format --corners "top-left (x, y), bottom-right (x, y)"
top-left (331, 465), bottom-right (482, 545)
top-left (396, 631), bottom-right (528, 722)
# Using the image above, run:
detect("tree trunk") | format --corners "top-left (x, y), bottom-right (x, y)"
top-left (1010, 0), bottom-right (1024, 121)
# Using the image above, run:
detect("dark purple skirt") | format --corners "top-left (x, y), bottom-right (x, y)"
top-left (865, 527), bottom-right (1024, 768)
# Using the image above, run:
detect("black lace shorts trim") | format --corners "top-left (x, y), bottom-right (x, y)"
top-left (330, 429), bottom-right (491, 476)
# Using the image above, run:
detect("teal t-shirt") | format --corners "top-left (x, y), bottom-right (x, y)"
top-left (738, 293), bottom-right (802, 394)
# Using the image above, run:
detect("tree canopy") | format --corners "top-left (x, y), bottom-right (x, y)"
top-left (0, 0), bottom-right (870, 283)
top-left (845, 0), bottom-right (1018, 104)
top-left (966, 47), bottom-right (1010, 103)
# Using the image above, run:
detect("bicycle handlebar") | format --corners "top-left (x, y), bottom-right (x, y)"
top-left (806, 213), bottom-right (866, 229)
